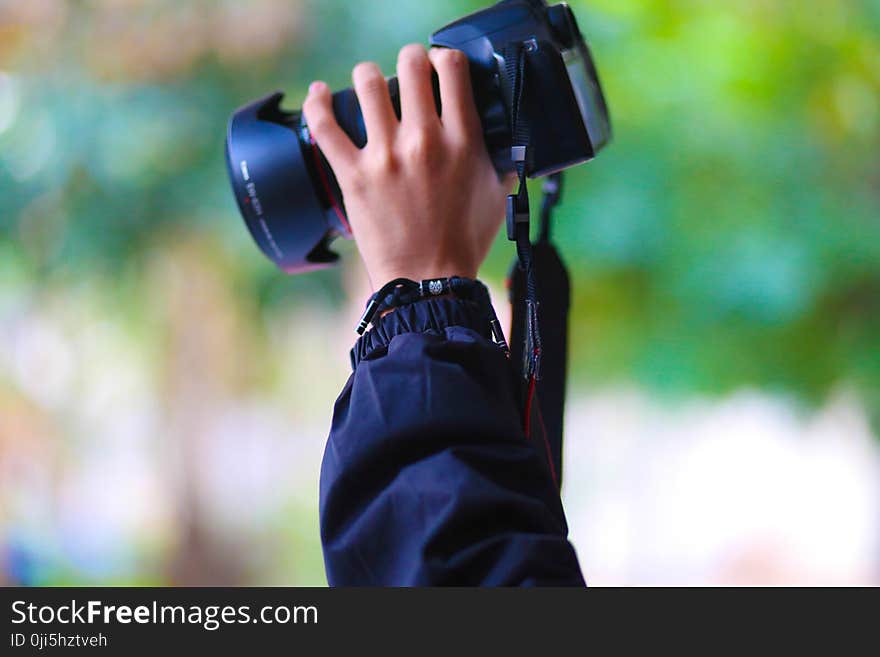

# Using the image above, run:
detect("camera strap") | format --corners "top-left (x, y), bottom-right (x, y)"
top-left (508, 174), bottom-right (569, 489)
top-left (504, 44), bottom-right (541, 381)
top-left (504, 43), bottom-right (570, 489)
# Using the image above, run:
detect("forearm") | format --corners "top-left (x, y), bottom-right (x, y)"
top-left (319, 296), bottom-right (584, 586)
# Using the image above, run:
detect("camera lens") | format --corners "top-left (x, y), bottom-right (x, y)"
top-left (226, 92), bottom-right (342, 273)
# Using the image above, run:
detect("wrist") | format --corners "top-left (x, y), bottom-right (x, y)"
top-left (367, 264), bottom-right (478, 292)
top-left (350, 295), bottom-right (505, 370)
top-left (355, 276), bottom-right (508, 355)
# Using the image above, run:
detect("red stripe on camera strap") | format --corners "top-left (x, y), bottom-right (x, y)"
top-left (523, 371), bottom-right (558, 490)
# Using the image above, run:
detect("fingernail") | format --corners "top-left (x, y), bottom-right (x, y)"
top-left (309, 81), bottom-right (325, 95)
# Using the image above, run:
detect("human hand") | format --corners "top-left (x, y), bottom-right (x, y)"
top-left (302, 44), bottom-right (513, 289)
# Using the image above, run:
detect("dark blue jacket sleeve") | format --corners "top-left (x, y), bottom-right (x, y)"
top-left (319, 296), bottom-right (585, 586)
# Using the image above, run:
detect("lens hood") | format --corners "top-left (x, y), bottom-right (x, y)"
top-left (226, 92), bottom-right (341, 273)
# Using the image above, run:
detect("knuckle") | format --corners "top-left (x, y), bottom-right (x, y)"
top-left (448, 48), bottom-right (467, 65)
top-left (398, 43), bottom-right (428, 69)
top-left (352, 61), bottom-right (383, 88)
top-left (436, 47), bottom-right (465, 69)
top-left (446, 132), bottom-right (470, 153)
top-left (367, 145), bottom-right (398, 174)
top-left (346, 169), bottom-right (369, 195)
top-left (308, 115), bottom-right (333, 136)
top-left (339, 176), bottom-right (366, 199)
top-left (404, 129), bottom-right (437, 162)
top-left (361, 77), bottom-right (386, 98)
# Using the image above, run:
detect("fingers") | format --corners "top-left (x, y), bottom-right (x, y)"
top-left (397, 44), bottom-right (439, 128)
top-left (302, 81), bottom-right (358, 168)
top-left (429, 47), bottom-right (481, 141)
top-left (352, 62), bottom-right (397, 146)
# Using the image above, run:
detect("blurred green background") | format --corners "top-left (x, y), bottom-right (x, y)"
top-left (1, 1), bottom-right (878, 585)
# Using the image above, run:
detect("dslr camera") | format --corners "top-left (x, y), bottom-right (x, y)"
top-left (225, 0), bottom-right (611, 273)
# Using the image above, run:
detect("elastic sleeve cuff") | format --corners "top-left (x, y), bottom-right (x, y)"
top-left (350, 296), bottom-right (494, 370)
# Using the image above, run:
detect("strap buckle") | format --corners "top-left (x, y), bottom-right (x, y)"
top-left (506, 193), bottom-right (530, 241)
top-left (506, 145), bottom-right (531, 241)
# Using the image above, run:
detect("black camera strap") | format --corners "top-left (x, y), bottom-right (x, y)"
top-left (508, 174), bottom-right (569, 489)
top-left (504, 42), bottom-right (570, 490)
top-left (505, 44), bottom-right (541, 382)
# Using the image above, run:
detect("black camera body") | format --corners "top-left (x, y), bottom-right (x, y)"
top-left (225, 0), bottom-right (611, 273)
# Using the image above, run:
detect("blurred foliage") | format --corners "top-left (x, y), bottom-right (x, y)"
top-left (1, 0), bottom-right (879, 421)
